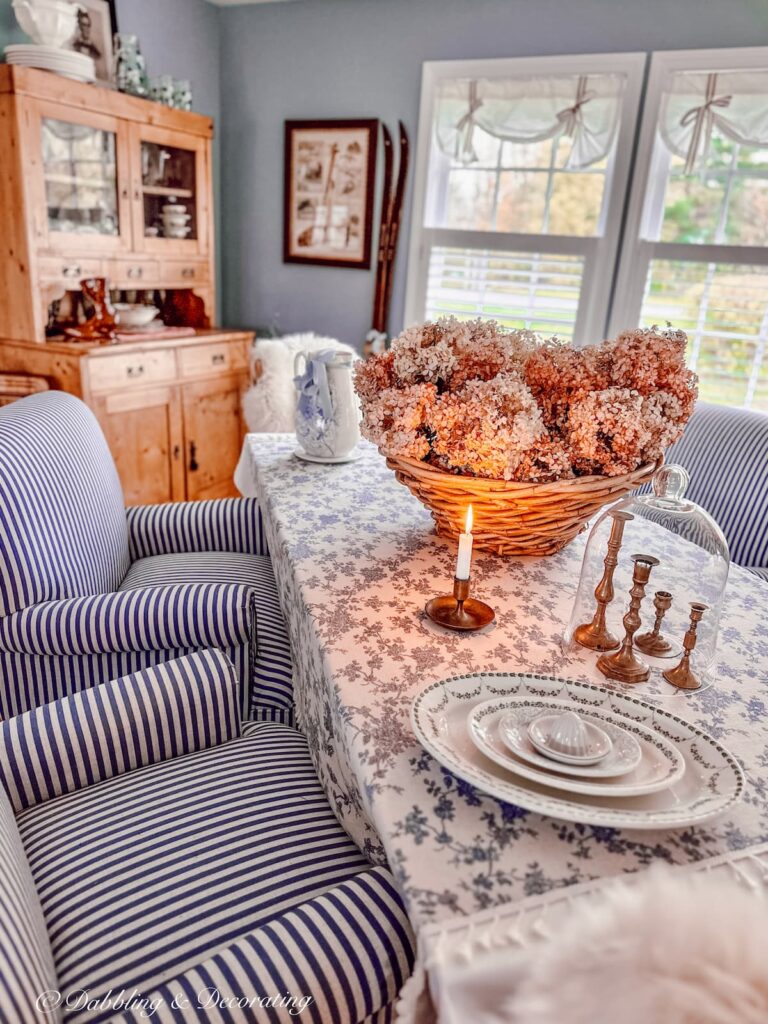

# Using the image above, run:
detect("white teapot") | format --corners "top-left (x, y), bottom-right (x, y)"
top-left (293, 349), bottom-right (360, 459)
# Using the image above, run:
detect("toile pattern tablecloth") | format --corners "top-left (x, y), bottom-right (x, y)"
top-left (235, 435), bottom-right (768, 924)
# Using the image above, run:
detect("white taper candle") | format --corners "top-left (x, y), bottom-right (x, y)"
top-left (455, 504), bottom-right (474, 580)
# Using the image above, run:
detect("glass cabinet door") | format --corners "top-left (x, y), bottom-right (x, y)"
top-left (140, 141), bottom-right (198, 241)
top-left (41, 118), bottom-right (120, 238)
top-left (29, 101), bottom-right (130, 253)
top-left (131, 124), bottom-right (208, 256)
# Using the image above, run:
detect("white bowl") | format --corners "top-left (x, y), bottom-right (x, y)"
top-left (114, 303), bottom-right (159, 328)
top-left (162, 215), bottom-right (191, 226)
top-left (161, 204), bottom-right (187, 215)
top-left (12, 0), bottom-right (79, 49)
top-left (164, 226), bottom-right (191, 239)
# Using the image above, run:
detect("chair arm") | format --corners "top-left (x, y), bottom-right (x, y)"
top-left (126, 498), bottom-right (268, 559)
top-left (109, 867), bottom-right (415, 1024)
top-left (0, 649), bottom-right (241, 813)
top-left (0, 584), bottom-right (255, 657)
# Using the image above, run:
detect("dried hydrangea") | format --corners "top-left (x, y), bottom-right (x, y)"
top-left (354, 318), bottom-right (697, 481)
top-left (359, 382), bottom-right (436, 461)
top-left (428, 373), bottom-right (547, 480)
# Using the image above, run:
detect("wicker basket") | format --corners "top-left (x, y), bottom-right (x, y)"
top-left (385, 453), bottom-right (660, 557)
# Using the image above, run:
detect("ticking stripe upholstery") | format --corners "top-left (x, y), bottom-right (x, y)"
top-left (127, 499), bottom-right (269, 560)
top-left (0, 643), bottom-right (250, 722)
top-left (663, 403), bottom-right (768, 571)
top-left (0, 786), bottom-right (60, 1024)
top-left (17, 723), bottom-right (374, 1024)
top-left (0, 392), bottom-right (293, 722)
top-left (0, 391), bottom-right (130, 617)
top-left (0, 584), bottom-right (254, 657)
top-left (120, 554), bottom-right (294, 724)
top-left (113, 868), bottom-right (415, 1024)
top-left (0, 650), bottom-right (241, 813)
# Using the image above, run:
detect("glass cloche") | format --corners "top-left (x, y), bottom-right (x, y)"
top-left (564, 465), bottom-right (730, 693)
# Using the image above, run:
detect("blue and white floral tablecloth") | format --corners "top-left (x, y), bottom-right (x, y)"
top-left (236, 435), bottom-right (768, 925)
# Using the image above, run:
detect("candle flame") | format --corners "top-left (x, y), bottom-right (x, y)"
top-left (465, 504), bottom-right (473, 534)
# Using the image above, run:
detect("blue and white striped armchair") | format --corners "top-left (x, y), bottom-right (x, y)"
top-left (664, 402), bottom-right (768, 581)
top-left (0, 391), bottom-right (293, 722)
top-left (0, 650), bottom-right (415, 1024)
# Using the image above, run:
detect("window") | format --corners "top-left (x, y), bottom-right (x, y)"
top-left (610, 48), bottom-right (768, 412)
top-left (405, 54), bottom-right (646, 345)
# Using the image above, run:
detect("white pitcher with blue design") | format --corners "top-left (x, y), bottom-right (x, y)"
top-left (293, 350), bottom-right (360, 459)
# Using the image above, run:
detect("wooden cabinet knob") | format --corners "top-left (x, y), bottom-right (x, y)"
top-left (189, 441), bottom-right (199, 472)
top-left (63, 264), bottom-right (82, 279)
top-left (211, 353), bottom-right (225, 366)
top-left (127, 266), bottom-right (143, 280)
top-left (181, 267), bottom-right (195, 279)
top-left (126, 365), bottom-right (144, 379)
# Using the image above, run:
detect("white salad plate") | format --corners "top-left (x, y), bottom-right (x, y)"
top-left (500, 703), bottom-right (644, 779)
top-left (469, 698), bottom-right (680, 797)
top-left (293, 448), bottom-right (362, 465)
top-left (411, 672), bottom-right (745, 829)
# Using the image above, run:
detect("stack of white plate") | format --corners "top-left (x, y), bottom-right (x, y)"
top-left (411, 671), bottom-right (745, 829)
top-left (4, 44), bottom-right (95, 83)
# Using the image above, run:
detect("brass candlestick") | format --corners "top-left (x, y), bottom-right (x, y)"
top-left (425, 576), bottom-right (495, 632)
top-left (574, 510), bottom-right (634, 652)
top-left (636, 590), bottom-right (674, 657)
top-left (663, 602), bottom-right (708, 690)
top-left (597, 554), bottom-right (659, 685)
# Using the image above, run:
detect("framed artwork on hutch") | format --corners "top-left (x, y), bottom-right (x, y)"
top-left (284, 119), bottom-right (378, 269)
top-left (66, 0), bottom-right (118, 85)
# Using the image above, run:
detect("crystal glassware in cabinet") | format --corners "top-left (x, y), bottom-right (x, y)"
top-left (564, 465), bottom-right (730, 692)
top-left (114, 34), bottom-right (149, 98)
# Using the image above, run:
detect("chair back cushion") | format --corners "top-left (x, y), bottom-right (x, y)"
top-left (665, 403), bottom-right (768, 569)
top-left (0, 787), bottom-right (60, 1023)
top-left (0, 391), bottom-right (130, 616)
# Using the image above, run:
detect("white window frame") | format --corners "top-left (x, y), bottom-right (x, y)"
top-left (404, 52), bottom-right (646, 345)
top-left (609, 46), bottom-right (768, 336)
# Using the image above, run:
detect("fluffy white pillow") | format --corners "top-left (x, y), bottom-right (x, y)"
top-left (506, 867), bottom-right (768, 1024)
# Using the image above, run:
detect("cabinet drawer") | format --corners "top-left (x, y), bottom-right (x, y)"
top-left (39, 257), bottom-right (103, 283)
top-left (110, 259), bottom-right (160, 285)
top-left (87, 348), bottom-right (177, 392)
top-left (179, 341), bottom-right (248, 379)
top-left (160, 260), bottom-right (210, 287)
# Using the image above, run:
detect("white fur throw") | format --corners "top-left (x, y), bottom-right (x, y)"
top-left (506, 867), bottom-right (768, 1024)
top-left (242, 332), bottom-right (357, 433)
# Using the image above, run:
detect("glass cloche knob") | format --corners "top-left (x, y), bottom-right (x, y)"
top-left (652, 464), bottom-right (690, 506)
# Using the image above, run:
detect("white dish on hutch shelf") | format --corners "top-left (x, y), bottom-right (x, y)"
top-left (411, 672), bottom-right (744, 829)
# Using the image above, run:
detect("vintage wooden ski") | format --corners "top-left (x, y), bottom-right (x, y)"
top-left (371, 123), bottom-right (394, 335)
top-left (379, 120), bottom-right (409, 338)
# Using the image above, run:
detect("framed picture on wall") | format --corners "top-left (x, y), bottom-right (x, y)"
top-left (66, 0), bottom-right (118, 86)
top-left (284, 119), bottom-right (378, 269)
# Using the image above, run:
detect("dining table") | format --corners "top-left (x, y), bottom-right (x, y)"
top-left (235, 434), bottom-right (768, 1022)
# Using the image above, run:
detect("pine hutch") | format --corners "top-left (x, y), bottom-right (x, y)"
top-left (0, 65), bottom-right (252, 504)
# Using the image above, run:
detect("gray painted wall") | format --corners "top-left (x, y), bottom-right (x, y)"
top-left (218, 0), bottom-right (768, 348)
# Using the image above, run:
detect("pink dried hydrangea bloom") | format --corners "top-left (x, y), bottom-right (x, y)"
top-left (359, 382), bottom-right (436, 461)
top-left (428, 373), bottom-right (547, 480)
top-left (354, 318), bottom-right (697, 481)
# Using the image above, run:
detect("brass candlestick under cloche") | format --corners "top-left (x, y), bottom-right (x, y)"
top-left (663, 603), bottom-right (708, 690)
top-left (573, 510), bottom-right (633, 651)
top-left (636, 590), bottom-right (676, 657)
top-left (597, 554), bottom-right (659, 684)
top-left (565, 464), bottom-right (730, 690)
